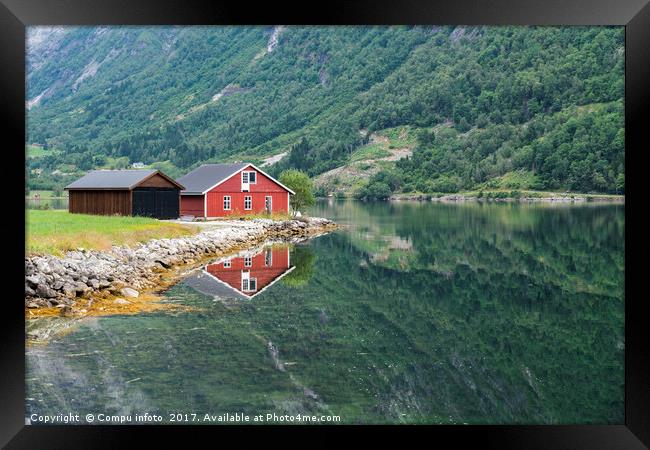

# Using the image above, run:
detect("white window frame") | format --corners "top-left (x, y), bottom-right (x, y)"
top-left (265, 195), bottom-right (272, 213)
top-left (244, 256), bottom-right (252, 267)
top-left (248, 278), bottom-right (257, 291)
top-left (223, 260), bottom-right (231, 268)
top-left (242, 171), bottom-right (257, 184)
top-left (223, 195), bottom-right (231, 210)
top-left (244, 195), bottom-right (252, 210)
top-left (265, 249), bottom-right (272, 267)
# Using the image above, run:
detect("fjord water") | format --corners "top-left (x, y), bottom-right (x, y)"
top-left (26, 201), bottom-right (624, 424)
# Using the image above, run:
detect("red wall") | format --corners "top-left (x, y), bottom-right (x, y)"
top-left (205, 247), bottom-right (291, 296)
top-left (206, 165), bottom-right (290, 217)
top-left (180, 195), bottom-right (204, 217)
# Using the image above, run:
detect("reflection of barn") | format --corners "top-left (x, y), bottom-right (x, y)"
top-left (183, 246), bottom-right (294, 300)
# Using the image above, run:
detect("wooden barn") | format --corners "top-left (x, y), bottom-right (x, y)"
top-left (177, 163), bottom-right (294, 218)
top-left (64, 169), bottom-right (184, 219)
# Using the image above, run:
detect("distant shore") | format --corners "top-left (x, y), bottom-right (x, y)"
top-left (318, 191), bottom-right (624, 203)
top-left (389, 192), bottom-right (625, 203)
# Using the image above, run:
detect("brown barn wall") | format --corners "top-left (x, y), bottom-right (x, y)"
top-left (138, 173), bottom-right (178, 188)
top-left (69, 190), bottom-right (132, 216)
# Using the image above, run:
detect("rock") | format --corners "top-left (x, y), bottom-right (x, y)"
top-left (75, 282), bottom-right (90, 293)
top-left (26, 302), bottom-right (40, 309)
top-left (36, 284), bottom-right (57, 298)
top-left (99, 279), bottom-right (111, 288)
top-left (26, 275), bottom-right (42, 286)
top-left (25, 285), bottom-right (36, 296)
top-left (88, 279), bottom-right (100, 289)
top-left (120, 287), bottom-right (139, 298)
top-left (113, 298), bottom-right (131, 305)
top-left (62, 284), bottom-right (77, 298)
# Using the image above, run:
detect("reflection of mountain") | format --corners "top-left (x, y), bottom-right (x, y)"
top-left (183, 246), bottom-right (295, 300)
top-left (26, 203), bottom-right (624, 424)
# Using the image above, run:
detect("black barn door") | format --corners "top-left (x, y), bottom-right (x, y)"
top-left (132, 188), bottom-right (179, 219)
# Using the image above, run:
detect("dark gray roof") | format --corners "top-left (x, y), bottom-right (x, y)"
top-left (177, 163), bottom-right (248, 194)
top-left (182, 271), bottom-right (249, 301)
top-left (65, 169), bottom-right (159, 190)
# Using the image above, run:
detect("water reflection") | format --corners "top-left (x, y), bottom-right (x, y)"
top-left (183, 245), bottom-right (295, 300)
top-left (26, 197), bottom-right (69, 210)
top-left (26, 201), bottom-right (624, 424)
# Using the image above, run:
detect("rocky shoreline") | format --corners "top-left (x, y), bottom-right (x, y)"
top-left (25, 217), bottom-right (337, 312)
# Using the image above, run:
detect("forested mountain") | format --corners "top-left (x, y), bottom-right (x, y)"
top-left (26, 26), bottom-right (624, 195)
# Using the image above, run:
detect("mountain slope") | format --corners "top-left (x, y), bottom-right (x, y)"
top-left (26, 25), bottom-right (624, 194)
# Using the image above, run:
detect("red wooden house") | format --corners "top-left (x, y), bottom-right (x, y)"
top-left (177, 163), bottom-right (294, 218)
top-left (183, 246), bottom-right (294, 300)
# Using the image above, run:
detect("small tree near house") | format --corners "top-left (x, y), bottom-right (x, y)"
top-left (279, 169), bottom-right (315, 216)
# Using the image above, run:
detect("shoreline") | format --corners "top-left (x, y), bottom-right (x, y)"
top-left (25, 217), bottom-right (338, 318)
top-left (389, 193), bottom-right (625, 203)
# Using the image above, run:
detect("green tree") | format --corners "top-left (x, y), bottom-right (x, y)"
top-left (279, 169), bottom-right (315, 215)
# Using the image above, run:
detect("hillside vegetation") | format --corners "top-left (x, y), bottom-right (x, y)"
top-left (27, 26), bottom-right (624, 195)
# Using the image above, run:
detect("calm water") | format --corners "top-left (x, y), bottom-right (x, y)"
top-left (26, 200), bottom-right (625, 424)
top-left (26, 197), bottom-right (69, 210)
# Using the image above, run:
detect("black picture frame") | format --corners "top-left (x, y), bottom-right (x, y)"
top-left (2, 0), bottom-right (647, 447)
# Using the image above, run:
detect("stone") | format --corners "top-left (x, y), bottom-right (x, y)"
top-left (36, 284), bottom-right (57, 298)
top-left (120, 287), bottom-right (139, 298)
top-left (113, 298), bottom-right (131, 305)
top-left (88, 279), bottom-right (100, 289)
top-left (26, 302), bottom-right (40, 309)
top-left (62, 284), bottom-right (77, 298)
top-left (75, 282), bottom-right (90, 293)
top-left (25, 285), bottom-right (36, 296)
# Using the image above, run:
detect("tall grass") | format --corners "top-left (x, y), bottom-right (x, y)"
top-left (27, 210), bottom-right (197, 256)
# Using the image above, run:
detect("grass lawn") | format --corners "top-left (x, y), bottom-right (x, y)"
top-left (27, 210), bottom-right (198, 256)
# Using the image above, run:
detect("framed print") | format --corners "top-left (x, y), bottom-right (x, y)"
top-left (1, 0), bottom-right (648, 447)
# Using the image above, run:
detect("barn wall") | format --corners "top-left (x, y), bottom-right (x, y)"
top-left (204, 165), bottom-right (290, 217)
top-left (68, 190), bottom-right (132, 216)
top-left (206, 191), bottom-right (289, 217)
top-left (180, 195), bottom-right (205, 217)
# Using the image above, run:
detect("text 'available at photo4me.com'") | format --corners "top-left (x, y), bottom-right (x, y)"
top-left (28, 412), bottom-right (342, 424)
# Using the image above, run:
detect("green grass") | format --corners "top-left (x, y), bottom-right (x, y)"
top-left (27, 210), bottom-right (198, 256)
top-left (350, 143), bottom-right (391, 162)
top-left (27, 145), bottom-right (60, 159)
top-left (475, 170), bottom-right (541, 190)
top-left (376, 125), bottom-right (418, 148)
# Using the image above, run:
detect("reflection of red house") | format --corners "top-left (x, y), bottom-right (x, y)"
top-left (177, 163), bottom-right (294, 218)
top-left (195, 246), bottom-right (293, 299)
